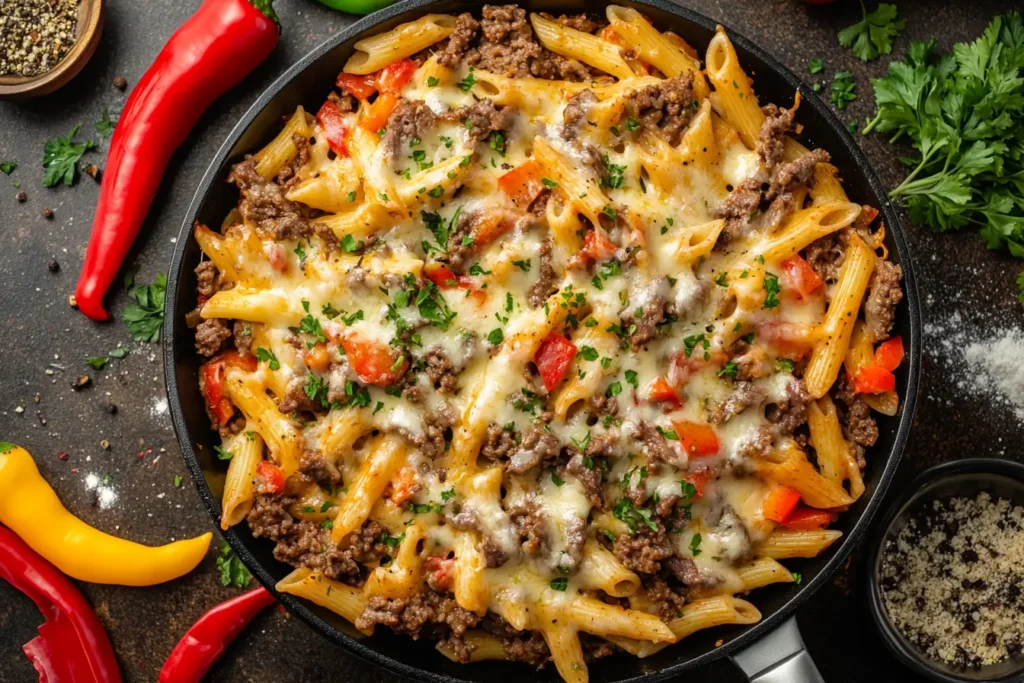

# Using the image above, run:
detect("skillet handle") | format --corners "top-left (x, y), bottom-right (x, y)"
top-left (729, 616), bottom-right (825, 683)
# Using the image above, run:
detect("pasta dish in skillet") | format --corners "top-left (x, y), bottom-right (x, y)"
top-left (190, 6), bottom-right (905, 681)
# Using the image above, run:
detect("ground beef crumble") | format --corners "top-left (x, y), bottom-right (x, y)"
top-left (622, 73), bottom-right (697, 147)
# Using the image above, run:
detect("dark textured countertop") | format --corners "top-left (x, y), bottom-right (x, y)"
top-left (1, 1), bottom-right (1022, 681)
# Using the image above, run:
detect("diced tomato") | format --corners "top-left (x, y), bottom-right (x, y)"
top-left (255, 460), bottom-right (286, 494)
top-left (317, 100), bottom-right (350, 157)
top-left (389, 466), bottom-right (421, 506)
top-left (874, 337), bottom-right (904, 372)
top-left (672, 421), bottom-right (720, 457)
top-left (649, 377), bottom-right (682, 406)
top-left (377, 59), bottom-right (417, 93)
top-left (359, 92), bottom-right (399, 134)
top-left (853, 364), bottom-right (896, 394)
top-left (534, 333), bottom-right (578, 392)
top-left (423, 263), bottom-right (486, 305)
top-left (425, 556), bottom-right (455, 591)
top-left (780, 255), bottom-right (823, 300)
top-left (498, 159), bottom-right (546, 209)
top-left (858, 205), bottom-right (880, 226)
top-left (340, 332), bottom-right (407, 387)
top-left (336, 72), bottom-right (377, 100)
top-left (200, 351), bottom-right (258, 426)
top-left (683, 469), bottom-right (710, 499)
top-left (781, 506), bottom-right (837, 530)
top-left (754, 320), bottom-right (816, 360)
top-left (762, 486), bottom-right (802, 523)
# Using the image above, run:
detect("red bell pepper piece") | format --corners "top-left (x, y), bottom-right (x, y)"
top-left (498, 159), bottom-right (546, 209)
top-left (158, 587), bottom-right (276, 683)
top-left (853, 365), bottom-right (896, 394)
top-left (424, 263), bottom-right (486, 304)
top-left (317, 100), bottom-right (350, 157)
top-left (75, 0), bottom-right (280, 321)
top-left (335, 72), bottom-right (377, 100)
top-left (255, 461), bottom-right (286, 494)
top-left (376, 59), bottom-right (417, 93)
top-left (0, 525), bottom-right (122, 683)
top-left (672, 421), bottom-right (720, 457)
top-left (781, 506), bottom-right (838, 530)
top-left (648, 377), bottom-right (682, 406)
top-left (535, 333), bottom-right (578, 392)
top-left (201, 351), bottom-right (258, 427)
top-left (683, 469), bottom-right (710, 498)
top-left (874, 336), bottom-right (904, 372)
top-left (762, 486), bottom-right (802, 523)
top-left (780, 254), bottom-right (823, 299)
top-left (582, 229), bottom-right (618, 261)
top-left (340, 332), bottom-right (407, 387)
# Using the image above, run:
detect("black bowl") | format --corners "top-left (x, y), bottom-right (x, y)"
top-left (866, 459), bottom-right (1024, 683)
top-left (164, 1), bottom-right (922, 681)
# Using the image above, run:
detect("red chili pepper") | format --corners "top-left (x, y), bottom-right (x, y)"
top-left (158, 587), bottom-right (276, 683)
top-left (75, 0), bottom-right (280, 321)
top-left (0, 525), bottom-right (121, 683)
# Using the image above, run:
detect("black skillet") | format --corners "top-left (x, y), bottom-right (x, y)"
top-left (163, 1), bottom-right (922, 680)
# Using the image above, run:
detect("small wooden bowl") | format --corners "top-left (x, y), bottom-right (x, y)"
top-left (0, 0), bottom-right (104, 100)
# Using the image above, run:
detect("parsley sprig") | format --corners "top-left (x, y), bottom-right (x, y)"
top-left (838, 2), bottom-right (906, 62)
top-left (123, 271), bottom-right (166, 342)
top-left (43, 125), bottom-right (97, 187)
top-left (863, 15), bottom-right (1024, 269)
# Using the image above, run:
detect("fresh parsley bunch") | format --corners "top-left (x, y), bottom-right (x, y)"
top-left (864, 13), bottom-right (1024, 263)
top-left (839, 2), bottom-right (906, 62)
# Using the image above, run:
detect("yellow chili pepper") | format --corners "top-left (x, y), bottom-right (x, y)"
top-left (0, 443), bottom-right (212, 586)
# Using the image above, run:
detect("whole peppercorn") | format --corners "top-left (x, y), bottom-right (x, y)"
top-left (47, 259), bottom-right (60, 273)
top-left (41, 207), bottom-right (54, 219)
top-left (113, 75), bottom-right (127, 90)
top-left (16, 191), bottom-right (27, 203)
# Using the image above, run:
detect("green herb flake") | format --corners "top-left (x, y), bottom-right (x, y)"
top-left (216, 541), bottom-right (252, 589)
top-left (43, 125), bottom-right (97, 187)
top-left (838, 2), bottom-right (906, 62)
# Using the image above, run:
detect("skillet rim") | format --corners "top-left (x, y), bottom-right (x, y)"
top-left (163, 1), bottom-right (922, 680)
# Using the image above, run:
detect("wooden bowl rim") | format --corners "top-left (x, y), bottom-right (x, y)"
top-left (0, 0), bottom-right (104, 98)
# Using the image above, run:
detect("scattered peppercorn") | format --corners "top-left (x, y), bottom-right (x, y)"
top-left (105, 402), bottom-right (118, 415)
top-left (71, 374), bottom-right (91, 390)
top-left (47, 259), bottom-right (60, 273)
top-left (84, 163), bottom-right (101, 180)
top-left (113, 75), bottom-right (127, 90)
top-left (99, 439), bottom-right (110, 450)
top-left (16, 191), bottom-right (27, 203)
top-left (41, 207), bottom-right (54, 219)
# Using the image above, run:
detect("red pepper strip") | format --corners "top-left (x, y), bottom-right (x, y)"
top-left (0, 525), bottom-right (121, 683)
top-left (75, 0), bottom-right (280, 321)
top-left (158, 587), bottom-right (275, 683)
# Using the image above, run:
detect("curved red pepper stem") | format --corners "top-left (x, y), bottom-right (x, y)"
top-left (158, 586), bottom-right (276, 683)
top-left (75, 0), bottom-right (279, 320)
top-left (0, 525), bottom-right (122, 683)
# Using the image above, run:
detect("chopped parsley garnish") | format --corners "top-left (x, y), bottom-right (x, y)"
top-left (0, 161), bottom-right (16, 175)
top-left (469, 263), bottom-right (492, 276)
top-left (570, 431), bottom-right (591, 452)
top-left (602, 205), bottom-right (617, 221)
top-left (341, 234), bottom-right (364, 253)
top-left (255, 347), bottom-right (280, 371)
top-left (576, 345), bottom-right (599, 362)
top-left (601, 154), bottom-right (627, 189)
top-left (441, 488), bottom-right (456, 501)
top-left (808, 58), bottom-right (824, 74)
top-left (427, 76), bottom-right (440, 87)
top-left (513, 388), bottom-right (543, 415)
top-left (689, 533), bottom-right (703, 557)
top-left (718, 360), bottom-right (739, 379)
top-left (606, 381), bottom-right (622, 398)
top-left (657, 426), bottom-right (679, 441)
top-left (791, 572), bottom-right (803, 585)
top-left (625, 117), bottom-right (640, 132)
top-left (427, 186), bottom-right (444, 198)
top-left (216, 541), bottom-right (251, 589)
top-left (714, 272), bottom-right (728, 287)
top-left (763, 272), bottom-right (782, 309)
top-left (411, 502), bottom-right (445, 514)
top-left (624, 369), bottom-right (638, 388)
top-left (488, 131), bottom-right (506, 157)
top-left (549, 577), bottom-right (568, 591)
top-left (776, 358), bottom-right (796, 372)
top-left (512, 258), bottom-right (531, 272)
top-left (174, 475), bottom-right (183, 488)
top-left (487, 328), bottom-right (504, 345)
top-left (380, 531), bottom-right (406, 548)
top-left (299, 301), bottom-right (328, 342)
top-left (830, 71), bottom-right (857, 109)
top-left (459, 67), bottom-right (476, 92)
top-left (612, 498), bottom-right (658, 534)
top-left (683, 333), bottom-right (710, 358)
top-left (541, 177), bottom-right (558, 189)
top-left (86, 356), bottom-right (107, 371)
